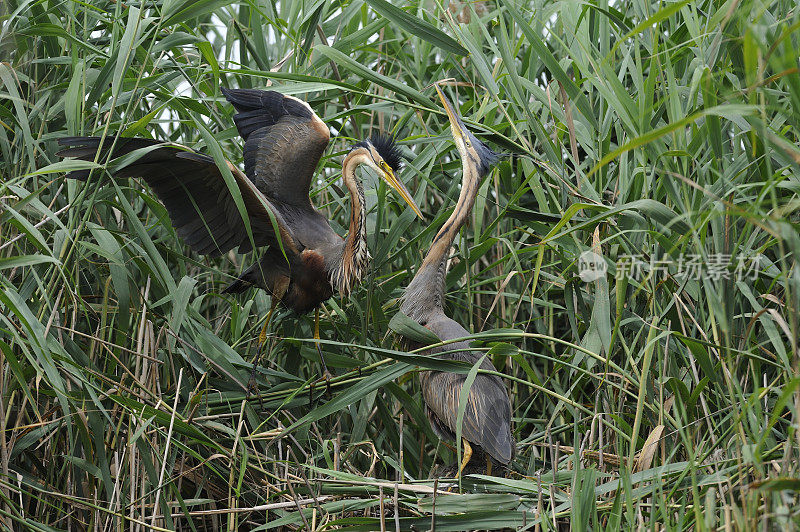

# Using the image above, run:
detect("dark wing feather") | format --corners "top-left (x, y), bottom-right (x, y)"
top-left (222, 88), bottom-right (330, 210)
top-left (57, 136), bottom-right (301, 261)
top-left (421, 368), bottom-right (514, 465)
top-left (419, 314), bottom-right (515, 465)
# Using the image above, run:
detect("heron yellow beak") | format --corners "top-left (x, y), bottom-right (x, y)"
top-left (383, 167), bottom-right (423, 219)
top-left (434, 84), bottom-right (467, 143)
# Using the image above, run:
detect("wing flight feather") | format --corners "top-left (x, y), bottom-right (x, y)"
top-left (222, 88), bottom-right (330, 210)
top-left (57, 136), bottom-right (300, 263)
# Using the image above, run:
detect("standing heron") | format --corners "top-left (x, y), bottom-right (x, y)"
top-left (401, 84), bottom-right (514, 476)
top-left (58, 88), bottom-right (422, 386)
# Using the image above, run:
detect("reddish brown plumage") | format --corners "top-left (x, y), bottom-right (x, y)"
top-left (280, 250), bottom-right (334, 314)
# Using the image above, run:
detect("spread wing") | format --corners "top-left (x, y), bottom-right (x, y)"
top-left (57, 136), bottom-right (301, 262)
top-left (222, 88), bottom-right (330, 210)
top-left (419, 314), bottom-right (515, 465)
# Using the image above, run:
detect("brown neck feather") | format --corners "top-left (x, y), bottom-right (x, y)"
top-left (421, 162), bottom-right (480, 271)
top-left (401, 155), bottom-right (480, 323)
top-left (332, 150), bottom-right (369, 295)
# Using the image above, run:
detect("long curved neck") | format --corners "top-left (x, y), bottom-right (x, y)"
top-left (331, 151), bottom-right (369, 296)
top-left (401, 155), bottom-right (480, 323)
top-left (421, 162), bottom-right (480, 270)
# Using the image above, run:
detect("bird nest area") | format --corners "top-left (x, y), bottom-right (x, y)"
top-left (3, 0), bottom-right (800, 530)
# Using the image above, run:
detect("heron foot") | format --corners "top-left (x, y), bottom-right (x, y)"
top-left (322, 369), bottom-right (333, 396)
top-left (246, 364), bottom-right (264, 408)
top-left (311, 369), bottom-right (333, 398)
top-left (247, 369), bottom-right (259, 397)
top-left (307, 370), bottom-right (332, 405)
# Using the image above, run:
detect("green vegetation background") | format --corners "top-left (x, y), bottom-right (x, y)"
top-left (1, 0), bottom-right (799, 529)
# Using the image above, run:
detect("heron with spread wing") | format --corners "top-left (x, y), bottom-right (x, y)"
top-left (401, 84), bottom-right (514, 476)
top-left (59, 88), bottom-right (422, 387)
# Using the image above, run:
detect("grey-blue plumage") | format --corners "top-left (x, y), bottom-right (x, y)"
top-left (400, 85), bottom-right (514, 468)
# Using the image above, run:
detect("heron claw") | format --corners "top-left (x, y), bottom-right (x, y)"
top-left (314, 338), bottom-right (333, 397)
top-left (247, 376), bottom-right (259, 398)
top-left (309, 370), bottom-right (333, 400)
top-left (306, 370), bottom-right (332, 404)
top-left (246, 366), bottom-right (262, 406)
top-left (322, 370), bottom-right (333, 397)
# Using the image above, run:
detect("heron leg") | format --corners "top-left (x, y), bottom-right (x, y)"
top-left (314, 307), bottom-right (332, 396)
top-left (456, 439), bottom-right (473, 478)
top-left (247, 298), bottom-right (278, 398)
top-left (486, 456), bottom-right (492, 476)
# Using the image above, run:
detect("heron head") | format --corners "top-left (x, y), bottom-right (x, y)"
top-left (352, 135), bottom-right (423, 218)
top-left (434, 84), bottom-right (500, 178)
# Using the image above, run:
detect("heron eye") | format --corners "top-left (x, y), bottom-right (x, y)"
top-left (465, 140), bottom-right (472, 148)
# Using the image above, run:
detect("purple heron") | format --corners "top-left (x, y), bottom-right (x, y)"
top-left (58, 88), bottom-right (422, 388)
top-left (401, 84), bottom-right (514, 477)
